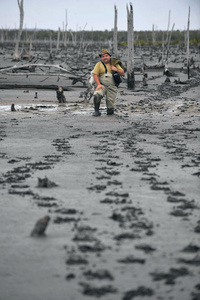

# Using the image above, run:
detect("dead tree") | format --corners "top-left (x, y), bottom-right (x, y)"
top-left (127, 2), bottom-right (135, 89)
top-left (13, 0), bottom-right (24, 61)
top-left (56, 27), bottom-right (61, 53)
top-left (64, 9), bottom-right (68, 47)
top-left (186, 6), bottom-right (190, 79)
top-left (165, 10), bottom-right (171, 46)
top-left (113, 5), bottom-right (119, 58)
top-left (78, 23), bottom-right (87, 58)
top-left (167, 23), bottom-right (175, 57)
top-left (69, 30), bottom-right (75, 46)
top-left (152, 24), bottom-right (156, 46)
top-left (49, 31), bottom-right (53, 55)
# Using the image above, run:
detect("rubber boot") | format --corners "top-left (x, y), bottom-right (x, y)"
top-left (92, 95), bottom-right (101, 116)
top-left (107, 108), bottom-right (114, 115)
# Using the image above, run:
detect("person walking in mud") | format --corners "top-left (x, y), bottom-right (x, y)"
top-left (92, 49), bottom-right (125, 116)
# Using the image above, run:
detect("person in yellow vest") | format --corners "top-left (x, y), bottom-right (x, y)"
top-left (92, 49), bottom-right (125, 116)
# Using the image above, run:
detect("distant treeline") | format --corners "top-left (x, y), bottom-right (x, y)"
top-left (0, 29), bottom-right (200, 46)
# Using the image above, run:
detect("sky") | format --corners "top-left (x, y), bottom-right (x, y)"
top-left (0, 0), bottom-right (200, 32)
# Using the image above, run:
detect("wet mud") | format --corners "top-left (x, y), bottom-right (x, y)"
top-left (0, 46), bottom-right (200, 300)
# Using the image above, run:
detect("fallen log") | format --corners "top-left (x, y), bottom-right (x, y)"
top-left (174, 79), bottom-right (189, 84)
top-left (0, 84), bottom-right (74, 91)
top-left (143, 63), bottom-right (165, 70)
top-left (0, 63), bottom-right (71, 74)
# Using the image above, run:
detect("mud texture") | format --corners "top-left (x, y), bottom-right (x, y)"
top-left (0, 45), bottom-right (200, 300)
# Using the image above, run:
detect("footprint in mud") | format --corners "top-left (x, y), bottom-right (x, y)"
top-left (53, 208), bottom-right (78, 215)
top-left (106, 191), bottom-right (129, 198)
top-left (83, 269), bottom-right (114, 280)
top-left (167, 196), bottom-right (186, 203)
top-left (78, 241), bottom-right (106, 253)
top-left (135, 244), bottom-right (156, 253)
top-left (79, 282), bottom-right (117, 297)
top-left (66, 254), bottom-right (88, 265)
top-left (107, 160), bottom-right (123, 167)
top-left (0, 152), bottom-right (8, 159)
top-left (65, 273), bottom-right (75, 281)
top-left (168, 190), bottom-right (186, 197)
top-left (3, 165), bottom-right (32, 184)
top-left (52, 138), bottom-right (74, 155)
top-left (191, 283), bottom-right (200, 300)
top-left (123, 286), bottom-right (154, 300)
top-left (105, 170), bottom-right (120, 176)
top-left (8, 188), bottom-right (34, 196)
top-left (118, 255), bottom-right (145, 264)
top-left (96, 175), bottom-right (111, 180)
top-left (151, 184), bottom-right (171, 192)
top-left (110, 207), bottom-right (154, 237)
top-left (150, 267), bottom-right (189, 285)
top-left (44, 154), bottom-right (62, 163)
top-left (87, 184), bottom-right (107, 192)
top-left (194, 220), bottom-right (200, 233)
top-left (130, 166), bottom-right (149, 172)
top-left (7, 159), bottom-right (20, 164)
top-left (170, 209), bottom-right (190, 217)
top-left (27, 161), bottom-right (53, 170)
top-left (108, 199), bottom-right (131, 205)
top-left (114, 232), bottom-right (140, 241)
top-left (177, 256), bottom-right (200, 266)
top-left (107, 179), bottom-right (122, 186)
top-left (54, 216), bottom-right (80, 224)
top-left (72, 225), bottom-right (98, 242)
top-left (37, 202), bottom-right (58, 208)
top-left (177, 200), bottom-right (198, 210)
top-left (181, 244), bottom-right (200, 253)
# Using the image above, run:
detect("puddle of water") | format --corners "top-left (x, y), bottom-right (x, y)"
top-left (0, 103), bottom-right (94, 114)
top-left (0, 104), bottom-right (57, 112)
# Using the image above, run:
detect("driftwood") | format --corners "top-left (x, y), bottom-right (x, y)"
top-left (0, 84), bottom-right (73, 91)
top-left (0, 63), bottom-right (71, 74)
top-left (69, 76), bottom-right (87, 86)
top-left (143, 63), bottom-right (164, 70)
top-left (174, 79), bottom-right (189, 85)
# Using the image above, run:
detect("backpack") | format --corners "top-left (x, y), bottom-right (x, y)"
top-left (102, 59), bottom-right (124, 87)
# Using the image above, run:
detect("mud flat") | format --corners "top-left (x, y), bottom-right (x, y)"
top-left (0, 46), bottom-right (200, 300)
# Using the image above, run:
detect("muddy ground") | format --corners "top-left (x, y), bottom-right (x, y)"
top-left (0, 46), bottom-right (200, 300)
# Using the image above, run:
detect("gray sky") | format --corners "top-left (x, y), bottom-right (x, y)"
top-left (0, 0), bottom-right (200, 31)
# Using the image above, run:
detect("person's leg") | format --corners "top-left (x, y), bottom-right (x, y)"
top-left (92, 86), bottom-right (105, 116)
top-left (106, 85), bottom-right (117, 115)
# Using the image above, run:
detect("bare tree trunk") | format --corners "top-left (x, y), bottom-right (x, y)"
top-left (113, 5), bottom-right (119, 58)
top-left (13, 0), bottom-right (24, 60)
top-left (165, 10), bottom-right (171, 45)
top-left (167, 23), bottom-right (175, 57)
top-left (62, 22), bottom-right (65, 43)
top-left (187, 6), bottom-right (190, 79)
top-left (69, 30), bottom-right (75, 46)
top-left (29, 34), bottom-right (33, 59)
top-left (152, 24), bottom-right (156, 46)
top-left (64, 9), bottom-right (68, 47)
top-left (49, 31), bottom-right (52, 55)
top-left (127, 2), bottom-right (134, 89)
top-left (184, 27), bottom-right (187, 50)
top-left (56, 27), bottom-right (61, 53)
top-left (1, 30), bottom-right (4, 43)
top-left (78, 23), bottom-right (87, 57)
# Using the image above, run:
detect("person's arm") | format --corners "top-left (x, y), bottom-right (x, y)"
top-left (111, 65), bottom-right (124, 76)
top-left (93, 74), bottom-right (103, 90)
